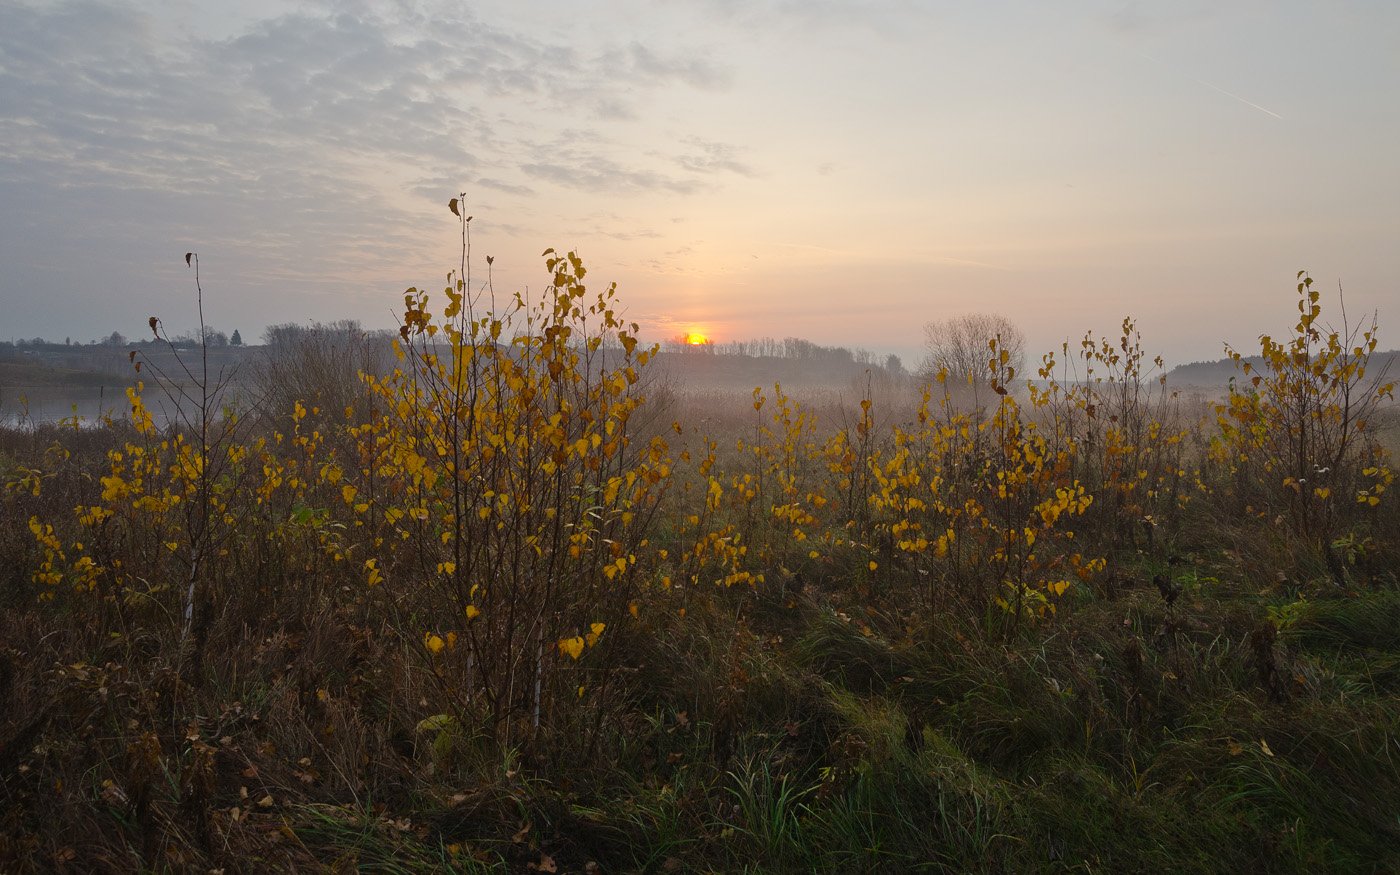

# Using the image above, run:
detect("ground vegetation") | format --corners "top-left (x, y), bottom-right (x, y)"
top-left (1, 206), bottom-right (1397, 873)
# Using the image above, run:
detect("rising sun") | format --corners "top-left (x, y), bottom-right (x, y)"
top-left (685, 333), bottom-right (709, 345)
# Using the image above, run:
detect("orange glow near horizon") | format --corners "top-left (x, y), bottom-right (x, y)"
top-left (685, 332), bottom-right (710, 345)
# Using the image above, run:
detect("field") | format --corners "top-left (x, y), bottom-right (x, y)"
top-left (1, 246), bottom-right (1398, 874)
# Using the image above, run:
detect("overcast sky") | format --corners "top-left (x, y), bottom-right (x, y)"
top-left (2, 0), bottom-right (1397, 367)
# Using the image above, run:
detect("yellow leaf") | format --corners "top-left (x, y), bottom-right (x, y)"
top-left (342, 484), bottom-right (358, 505)
top-left (559, 637), bottom-right (584, 660)
top-left (465, 605), bottom-right (480, 620)
top-left (1260, 739), bottom-right (1274, 757)
top-left (426, 634), bottom-right (445, 655)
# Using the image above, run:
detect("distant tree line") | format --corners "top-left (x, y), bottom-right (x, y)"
top-left (661, 334), bottom-right (904, 374)
top-left (4, 326), bottom-right (248, 352)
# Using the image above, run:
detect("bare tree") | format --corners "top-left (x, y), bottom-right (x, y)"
top-left (916, 313), bottom-right (1026, 390)
top-left (253, 320), bottom-right (392, 427)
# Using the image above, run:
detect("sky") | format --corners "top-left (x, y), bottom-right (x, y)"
top-left (2, 0), bottom-right (1398, 369)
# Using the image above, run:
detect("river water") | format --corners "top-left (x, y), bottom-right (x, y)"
top-left (0, 385), bottom-right (249, 430)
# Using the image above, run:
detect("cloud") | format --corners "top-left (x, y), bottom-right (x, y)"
top-left (602, 227), bottom-right (663, 241)
top-left (520, 159), bottom-right (699, 195)
top-left (593, 99), bottom-right (638, 121)
top-left (674, 0), bottom-right (936, 39)
top-left (676, 137), bottom-right (755, 177)
top-left (476, 177), bottom-right (536, 196)
top-left (1098, 1), bottom-right (1221, 38)
top-left (0, 0), bottom-right (741, 209)
top-left (0, 0), bottom-right (754, 339)
top-left (622, 43), bottom-right (732, 91)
